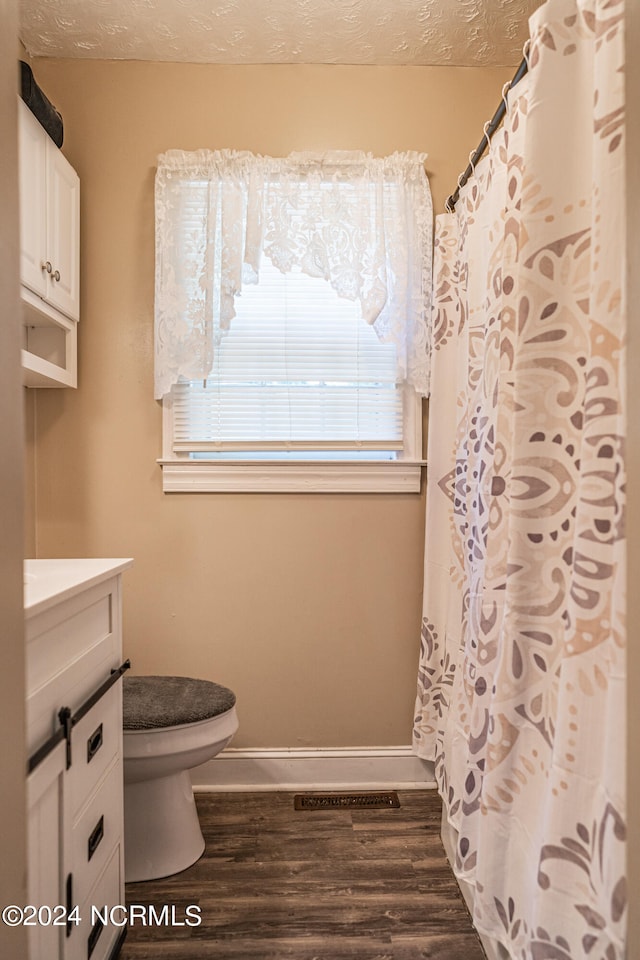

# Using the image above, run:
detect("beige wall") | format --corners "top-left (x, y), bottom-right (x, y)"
top-left (24, 390), bottom-right (36, 555)
top-left (28, 59), bottom-right (509, 748)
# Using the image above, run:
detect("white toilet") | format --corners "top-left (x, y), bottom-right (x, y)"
top-left (122, 675), bottom-right (238, 883)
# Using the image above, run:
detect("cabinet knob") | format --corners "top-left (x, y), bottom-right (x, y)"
top-left (41, 260), bottom-right (52, 274)
top-left (53, 270), bottom-right (61, 282)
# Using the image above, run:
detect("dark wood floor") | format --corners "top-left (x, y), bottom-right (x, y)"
top-left (120, 789), bottom-right (486, 959)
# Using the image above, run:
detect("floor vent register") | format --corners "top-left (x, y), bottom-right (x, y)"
top-left (294, 791), bottom-right (400, 810)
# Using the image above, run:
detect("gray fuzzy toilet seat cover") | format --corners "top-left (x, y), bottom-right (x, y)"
top-left (123, 675), bottom-right (236, 730)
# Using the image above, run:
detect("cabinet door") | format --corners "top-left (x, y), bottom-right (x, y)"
top-left (27, 740), bottom-right (68, 960)
top-left (18, 101), bottom-right (47, 300)
top-left (46, 144), bottom-right (80, 322)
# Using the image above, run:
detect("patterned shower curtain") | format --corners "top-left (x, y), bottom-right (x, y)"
top-left (413, 0), bottom-right (626, 956)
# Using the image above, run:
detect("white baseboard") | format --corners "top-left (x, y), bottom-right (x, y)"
top-left (190, 746), bottom-right (436, 792)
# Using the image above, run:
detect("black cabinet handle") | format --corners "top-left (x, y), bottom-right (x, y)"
top-left (87, 723), bottom-right (103, 763)
top-left (87, 815), bottom-right (104, 861)
top-left (87, 916), bottom-right (103, 958)
top-left (65, 873), bottom-right (73, 938)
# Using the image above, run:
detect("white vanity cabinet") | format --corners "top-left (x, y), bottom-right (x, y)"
top-left (18, 98), bottom-right (80, 388)
top-left (25, 559), bottom-right (133, 960)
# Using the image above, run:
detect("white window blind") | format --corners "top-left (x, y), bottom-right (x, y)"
top-left (157, 149), bottom-right (430, 489)
top-left (170, 257), bottom-right (403, 457)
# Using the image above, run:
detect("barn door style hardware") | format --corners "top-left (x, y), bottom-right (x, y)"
top-left (27, 660), bottom-right (131, 775)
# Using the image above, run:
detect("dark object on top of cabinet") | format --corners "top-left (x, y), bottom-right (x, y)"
top-left (19, 60), bottom-right (63, 147)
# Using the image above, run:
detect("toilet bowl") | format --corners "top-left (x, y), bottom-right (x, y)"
top-left (122, 676), bottom-right (238, 883)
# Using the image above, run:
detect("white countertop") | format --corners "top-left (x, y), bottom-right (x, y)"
top-left (24, 558), bottom-right (134, 617)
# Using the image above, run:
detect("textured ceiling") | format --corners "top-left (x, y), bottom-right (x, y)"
top-left (20, 0), bottom-right (540, 66)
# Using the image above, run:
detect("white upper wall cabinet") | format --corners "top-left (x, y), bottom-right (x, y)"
top-left (18, 98), bottom-right (80, 387)
top-left (45, 143), bottom-right (80, 320)
top-left (18, 100), bottom-right (48, 298)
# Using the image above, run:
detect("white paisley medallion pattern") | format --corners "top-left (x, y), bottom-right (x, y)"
top-left (413, 0), bottom-right (626, 956)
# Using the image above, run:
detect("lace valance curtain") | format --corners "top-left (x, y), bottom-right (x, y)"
top-left (154, 149), bottom-right (432, 400)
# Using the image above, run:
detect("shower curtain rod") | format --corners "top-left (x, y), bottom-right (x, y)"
top-left (445, 53), bottom-right (530, 212)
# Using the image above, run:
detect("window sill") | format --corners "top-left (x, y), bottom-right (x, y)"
top-left (158, 459), bottom-right (426, 493)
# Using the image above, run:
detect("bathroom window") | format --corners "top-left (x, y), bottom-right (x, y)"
top-left (155, 150), bottom-right (432, 492)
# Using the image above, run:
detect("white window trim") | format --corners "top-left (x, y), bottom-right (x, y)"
top-left (159, 391), bottom-right (426, 493)
top-left (158, 459), bottom-right (426, 493)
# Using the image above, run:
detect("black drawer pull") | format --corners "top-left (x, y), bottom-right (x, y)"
top-left (87, 723), bottom-right (103, 763)
top-left (87, 815), bottom-right (104, 861)
top-left (87, 916), bottom-right (103, 958)
top-left (65, 873), bottom-right (73, 938)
